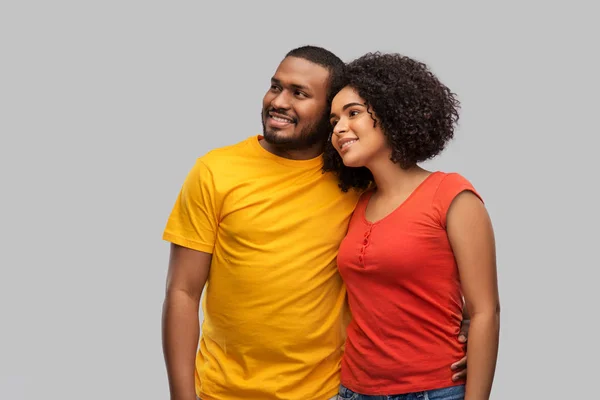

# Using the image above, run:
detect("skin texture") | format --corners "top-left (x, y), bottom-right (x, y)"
top-left (447, 193), bottom-right (500, 399)
top-left (330, 86), bottom-right (389, 168)
top-left (330, 79), bottom-right (499, 398)
top-left (162, 245), bottom-right (211, 400)
top-left (260, 56), bottom-right (332, 160)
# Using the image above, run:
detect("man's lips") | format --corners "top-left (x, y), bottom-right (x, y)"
top-left (266, 111), bottom-right (296, 129)
top-left (268, 111), bottom-right (295, 123)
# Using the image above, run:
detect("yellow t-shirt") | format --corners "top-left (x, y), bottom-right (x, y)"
top-left (163, 135), bottom-right (361, 400)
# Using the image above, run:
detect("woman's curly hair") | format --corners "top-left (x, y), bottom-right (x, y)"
top-left (322, 52), bottom-right (460, 192)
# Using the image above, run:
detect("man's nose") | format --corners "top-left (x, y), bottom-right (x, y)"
top-left (270, 91), bottom-right (291, 110)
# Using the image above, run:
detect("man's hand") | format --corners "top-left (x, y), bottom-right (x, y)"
top-left (450, 317), bottom-right (470, 381)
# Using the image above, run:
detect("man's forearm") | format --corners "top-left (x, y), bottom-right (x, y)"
top-left (162, 290), bottom-right (200, 400)
top-left (462, 300), bottom-right (470, 320)
top-left (464, 311), bottom-right (500, 400)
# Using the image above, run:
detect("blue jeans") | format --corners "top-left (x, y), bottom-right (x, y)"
top-left (338, 384), bottom-right (465, 400)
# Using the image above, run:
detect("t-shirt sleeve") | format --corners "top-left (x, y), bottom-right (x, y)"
top-left (162, 158), bottom-right (220, 254)
top-left (432, 173), bottom-right (484, 229)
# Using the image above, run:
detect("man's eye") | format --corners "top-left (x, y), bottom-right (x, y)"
top-left (270, 85), bottom-right (281, 91)
top-left (295, 90), bottom-right (307, 98)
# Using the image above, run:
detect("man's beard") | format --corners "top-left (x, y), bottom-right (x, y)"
top-left (261, 109), bottom-right (331, 151)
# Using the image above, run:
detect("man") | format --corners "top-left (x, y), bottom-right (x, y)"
top-left (161, 46), bottom-right (468, 400)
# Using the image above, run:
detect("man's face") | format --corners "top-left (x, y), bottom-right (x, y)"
top-left (262, 56), bottom-right (331, 150)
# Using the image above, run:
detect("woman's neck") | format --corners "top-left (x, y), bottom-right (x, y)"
top-left (367, 157), bottom-right (430, 197)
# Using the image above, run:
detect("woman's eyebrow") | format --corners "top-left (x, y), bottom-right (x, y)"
top-left (330, 102), bottom-right (365, 119)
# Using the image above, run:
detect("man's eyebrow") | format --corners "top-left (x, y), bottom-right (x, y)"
top-left (290, 83), bottom-right (310, 92)
top-left (270, 78), bottom-right (311, 92)
top-left (329, 102), bottom-right (366, 119)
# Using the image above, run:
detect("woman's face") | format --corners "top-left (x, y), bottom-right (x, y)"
top-left (329, 86), bottom-right (390, 168)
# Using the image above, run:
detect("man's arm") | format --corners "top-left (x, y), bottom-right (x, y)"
top-left (450, 300), bottom-right (470, 381)
top-left (162, 244), bottom-right (211, 400)
top-left (448, 191), bottom-right (500, 400)
top-left (460, 300), bottom-right (470, 342)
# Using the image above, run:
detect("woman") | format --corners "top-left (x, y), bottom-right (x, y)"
top-left (323, 53), bottom-right (500, 400)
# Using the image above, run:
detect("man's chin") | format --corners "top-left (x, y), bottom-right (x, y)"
top-left (262, 123), bottom-right (327, 151)
top-left (263, 129), bottom-right (295, 145)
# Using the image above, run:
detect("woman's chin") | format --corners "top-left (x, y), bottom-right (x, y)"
top-left (341, 156), bottom-right (364, 168)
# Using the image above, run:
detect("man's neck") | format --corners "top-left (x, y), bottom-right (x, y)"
top-left (259, 138), bottom-right (324, 160)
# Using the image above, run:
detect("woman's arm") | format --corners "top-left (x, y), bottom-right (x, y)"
top-left (447, 191), bottom-right (500, 400)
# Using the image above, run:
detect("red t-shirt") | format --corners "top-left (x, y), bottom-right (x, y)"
top-left (337, 171), bottom-right (482, 394)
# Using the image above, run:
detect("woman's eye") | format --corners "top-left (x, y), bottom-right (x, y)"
top-left (349, 110), bottom-right (359, 117)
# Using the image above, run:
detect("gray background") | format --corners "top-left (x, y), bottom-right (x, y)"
top-left (1, 1), bottom-right (598, 399)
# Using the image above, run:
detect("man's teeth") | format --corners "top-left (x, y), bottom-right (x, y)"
top-left (341, 140), bottom-right (357, 149)
top-left (272, 116), bottom-right (293, 123)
